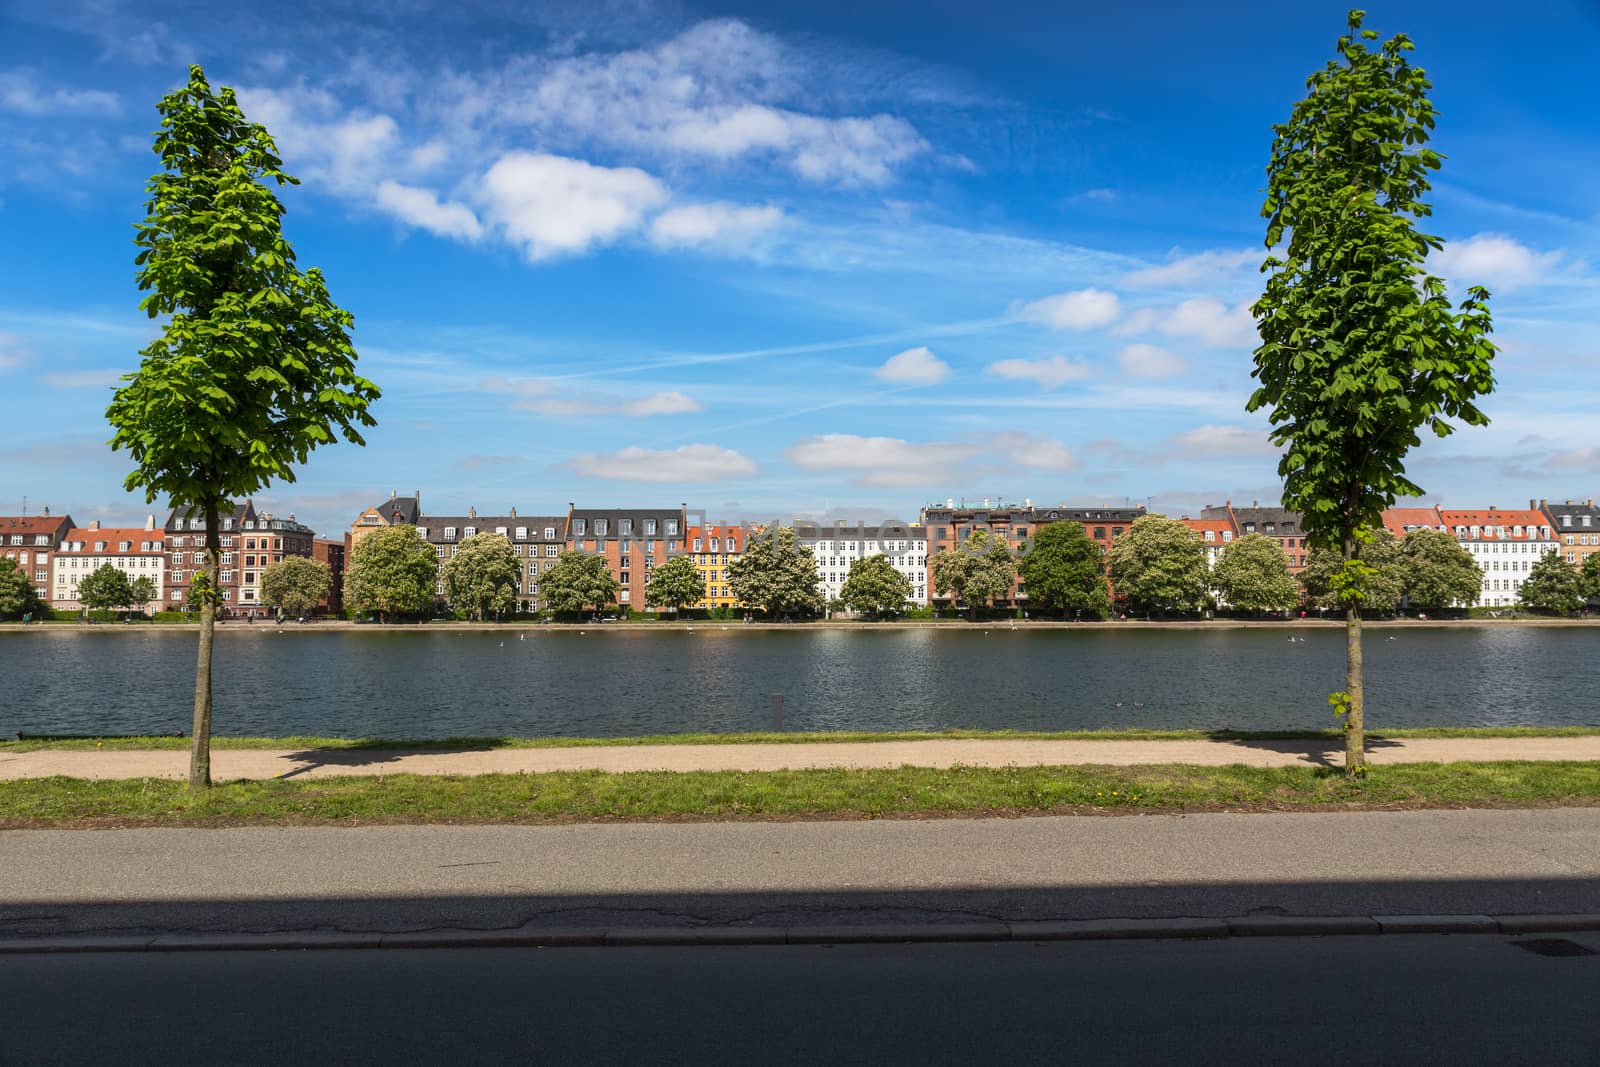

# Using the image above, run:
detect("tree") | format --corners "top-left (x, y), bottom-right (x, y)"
top-left (77, 564), bottom-right (133, 619)
top-left (1301, 528), bottom-right (1405, 613)
top-left (1519, 553), bottom-right (1585, 615)
top-left (345, 526), bottom-right (437, 621)
top-left (931, 529), bottom-right (1016, 614)
top-left (1245, 12), bottom-right (1496, 774)
top-left (645, 555), bottom-right (703, 616)
top-left (1212, 533), bottom-right (1303, 615)
top-left (539, 550), bottom-right (621, 615)
top-left (128, 575), bottom-right (157, 617)
top-left (726, 526), bottom-right (822, 617)
top-left (441, 533), bottom-right (519, 620)
top-left (1583, 554), bottom-right (1600, 604)
top-left (838, 555), bottom-right (913, 618)
top-left (260, 555), bottom-right (332, 618)
top-left (1399, 528), bottom-right (1482, 610)
top-left (1107, 515), bottom-right (1209, 616)
top-left (1016, 521), bottom-right (1109, 619)
top-left (0, 558), bottom-right (42, 619)
top-left (105, 67), bottom-right (380, 788)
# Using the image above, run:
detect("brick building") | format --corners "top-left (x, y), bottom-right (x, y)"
top-left (416, 508), bottom-right (568, 613)
top-left (164, 502), bottom-right (315, 616)
top-left (0, 510), bottom-right (74, 604)
top-left (1538, 499), bottom-right (1600, 573)
top-left (312, 538), bottom-right (346, 614)
top-left (1199, 502), bottom-right (1308, 572)
top-left (566, 506), bottom-right (686, 612)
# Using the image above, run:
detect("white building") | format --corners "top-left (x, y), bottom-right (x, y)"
top-left (52, 517), bottom-right (166, 612)
top-left (1435, 507), bottom-right (1558, 608)
top-left (796, 521), bottom-right (929, 609)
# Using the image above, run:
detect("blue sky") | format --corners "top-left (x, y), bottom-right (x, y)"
top-left (2, 0), bottom-right (1597, 537)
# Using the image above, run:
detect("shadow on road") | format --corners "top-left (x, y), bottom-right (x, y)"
top-left (273, 743), bottom-right (505, 779)
top-left (1205, 734), bottom-right (1408, 767)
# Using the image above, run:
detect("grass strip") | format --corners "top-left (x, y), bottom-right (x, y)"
top-left (4, 761), bottom-right (1598, 827)
top-left (5, 725), bottom-right (1600, 753)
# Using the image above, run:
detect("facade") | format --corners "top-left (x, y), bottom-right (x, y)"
top-left (1538, 499), bottom-right (1600, 572)
top-left (349, 492), bottom-right (421, 550)
top-left (0, 510), bottom-right (74, 605)
top-left (1435, 507), bottom-right (1557, 607)
top-left (565, 507), bottom-right (686, 611)
top-left (164, 502), bottom-right (315, 616)
top-left (416, 508), bottom-right (567, 613)
top-left (1199, 502), bottom-right (1308, 572)
top-left (687, 523), bottom-right (744, 610)
top-left (796, 521), bottom-right (929, 609)
top-left (312, 538), bottom-right (346, 614)
top-left (51, 518), bottom-right (165, 612)
top-left (1180, 517), bottom-right (1235, 569)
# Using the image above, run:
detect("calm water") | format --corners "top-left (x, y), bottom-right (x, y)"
top-left (2, 627), bottom-right (1597, 738)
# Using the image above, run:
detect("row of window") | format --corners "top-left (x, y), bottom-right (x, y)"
top-left (5, 534), bottom-right (52, 546)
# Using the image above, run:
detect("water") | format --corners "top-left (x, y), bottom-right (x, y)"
top-left (2, 626), bottom-right (1597, 739)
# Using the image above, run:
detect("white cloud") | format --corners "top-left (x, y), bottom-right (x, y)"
top-left (874, 346), bottom-right (950, 385)
top-left (1166, 425), bottom-right (1276, 458)
top-left (568, 443), bottom-right (756, 482)
top-left (0, 72), bottom-right (120, 118)
top-left (1430, 233), bottom-right (1562, 292)
top-left (621, 391), bottom-right (703, 416)
top-left (1121, 298), bottom-right (1257, 348)
top-left (236, 87), bottom-right (399, 196)
top-left (484, 377), bottom-right (701, 417)
top-left (1016, 288), bottom-right (1119, 330)
top-left (1116, 343), bottom-right (1187, 379)
top-left (993, 432), bottom-right (1078, 471)
top-left (0, 333), bottom-right (30, 372)
top-left (1123, 248), bottom-right (1259, 289)
top-left (479, 152), bottom-right (669, 261)
top-left (786, 433), bottom-right (981, 486)
top-left (648, 202), bottom-right (784, 249)
top-left (375, 181), bottom-right (484, 241)
top-left (40, 369), bottom-right (123, 389)
top-left (985, 355), bottom-right (1092, 390)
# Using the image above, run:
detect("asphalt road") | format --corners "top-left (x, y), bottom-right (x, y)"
top-left (4, 809), bottom-right (1599, 938)
top-left (3, 934), bottom-right (1598, 1065)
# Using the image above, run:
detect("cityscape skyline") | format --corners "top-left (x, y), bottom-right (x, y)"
top-left (3, 1), bottom-right (1597, 537)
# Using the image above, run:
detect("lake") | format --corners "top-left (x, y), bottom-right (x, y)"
top-left (2, 626), bottom-right (1596, 739)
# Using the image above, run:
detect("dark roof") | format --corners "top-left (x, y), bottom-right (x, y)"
top-left (164, 501), bottom-right (255, 531)
top-left (568, 508), bottom-right (684, 539)
top-left (921, 505), bottom-right (1145, 524)
top-left (795, 522), bottom-right (928, 541)
top-left (1542, 500), bottom-right (1600, 531)
top-left (366, 494), bottom-right (421, 525)
top-left (418, 515), bottom-right (567, 543)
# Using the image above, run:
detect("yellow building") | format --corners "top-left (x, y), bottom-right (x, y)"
top-left (687, 524), bottom-right (744, 610)
top-left (350, 491), bottom-right (421, 550)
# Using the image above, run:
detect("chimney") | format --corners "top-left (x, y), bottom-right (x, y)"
top-left (1024, 497), bottom-right (1033, 508)
top-left (1531, 499), bottom-right (1538, 509)
top-left (145, 515), bottom-right (155, 531)
top-left (509, 506), bottom-right (517, 518)
top-left (468, 506), bottom-right (476, 519)
top-left (90, 520), bottom-right (100, 530)
top-left (1539, 499), bottom-right (1547, 509)
top-left (946, 498), bottom-right (954, 508)
top-left (43, 506), bottom-right (50, 517)
top-left (390, 489), bottom-right (396, 500)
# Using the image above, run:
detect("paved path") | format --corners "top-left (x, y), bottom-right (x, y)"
top-left (3, 735), bottom-right (1600, 780)
top-left (4, 810), bottom-right (1599, 939)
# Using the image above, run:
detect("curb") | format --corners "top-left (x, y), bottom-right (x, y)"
top-left (2, 914), bottom-right (1597, 954)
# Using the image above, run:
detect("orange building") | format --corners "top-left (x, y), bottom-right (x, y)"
top-left (566, 506), bottom-right (687, 612)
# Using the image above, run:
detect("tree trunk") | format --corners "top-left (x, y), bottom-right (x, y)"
top-left (189, 501), bottom-right (220, 789)
top-left (1343, 536), bottom-right (1365, 776)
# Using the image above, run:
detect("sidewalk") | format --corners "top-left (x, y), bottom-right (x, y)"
top-left (4, 735), bottom-right (1599, 780)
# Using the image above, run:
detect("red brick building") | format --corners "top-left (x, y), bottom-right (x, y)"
top-left (164, 502), bottom-right (316, 617)
top-left (566, 505), bottom-right (687, 612)
top-left (0, 510), bottom-right (74, 605)
top-left (312, 538), bottom-right (346, 614)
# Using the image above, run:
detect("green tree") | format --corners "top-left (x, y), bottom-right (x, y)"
top-left (78, 564), bottom-right (133, 619)
top-left (1518, 553), bottom-right (1585, 615)
top-left (105, 67), bottom-right (380, 788)
top-left (0, 558), bottom-right (42, 619)
top-left (259, 554), bottom-right (332, 617)
top-left (1583, 553), bottom-right (1600, 603)
top-left (441, 533), bottom-right (519, 620)
top-left (726, 527), bottom-right (822, 617)
top-left (1016, 521), bottom-right (1109, 619)
top-left (1212, 533), bottom-right (1303, 615)
top-left (539, 550), bottom-right (621, 615)
top-left (128, 574), bottom-right (157, 617)
top-left (1108, 515), bottom-right (1209, 616)
top-left (1399, 528), bottom-right (1482, 610)
top-left (345, 526), bottom-right (438, 621)
top-left (1300, 528), bottom-right (1405, 613)
top-left (1245, 12), bottom-right (1497, 773)
top-left (838, 554), bottom-right (913, 618)
top-left (645, 554), bottom-right (703, 616)
top-left (932, 529), bottom-right (1016, 614)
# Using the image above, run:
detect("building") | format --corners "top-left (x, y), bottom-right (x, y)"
top-left (565, 506), bottom-right (686, 612)
top-left (1180, 517), bottom-right (1235, 569)
top-left (51, 518), bottom-right (165, 612)
top-left (349, 491), bottom-right (421, 550)
top-left (1537, 499), bottom-right (1600, 573)
top-left (312, 538), bottom-right (346, 614)
top-left (164, 502), bottom-right (316, 616)
top-left (416, 508), bottom-right (567, 613)
top-left (0, 510), bottom-right (74, 605)
top-left (1199, 501), bottom-right (1308, 572)
top-left (796, 520), bottom-right (929, 609)
top-left (1435, 507), bottom-right (1558, 607)
top-left (687, 523), bottom-right (745, 611)
top-left (1380, 506), bottom-right (1446, 539)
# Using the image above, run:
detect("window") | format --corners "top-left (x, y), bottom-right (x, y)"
top-left (1112, 527), bottom-right (1124, 538)
top-left (94, 541), bottom-right (106, 552)
top-left (728, 538), bottom-right (737, 552)
top-left (594, 519), bottom-right (608, 535)
top-left (464, 527), bottom-right (476, 538)
top-left (545, 526), bottom-right (556, 539)
top-left (6, 535), bottom-right (18, 546)
top-left (1244, 523), bottom-right (1255, 533)
top-left (1204, 530), bottom-right (1215, 542)
top-left (545, 545), bottom-right (558, 557)
top-left (220, 570), bottom-right (234, 582)
top-left (693, 538), bottom-right (703, 552)
top-left (221, 537), bottom-right (234, 547)
top-left (444, 527), bottom-right (456, 540)
top-left (620, 519), bottom-right (633, 534)
top-left (666, 520), bottom-right (678, 535)
top-left (644, 519), bottom-right (656, 535)
top-left (222, 519), bottom-right (233, 530)
top-left (573, 519), bottom-right (586, 535)
top-left (515, 527), bottom-right (527, 540)
top-left (221, 552), bottom-right (235, 565)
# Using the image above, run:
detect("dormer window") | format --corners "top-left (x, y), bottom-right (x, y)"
top-left (515, 527), bottom-right (527, 540)
top-left (620, 519), bottom-right (633, 534)
top-left (444, 527), bottom-right (456, 541)
top-left (464, 527), bottom-right (476, 538)
top-left (1204, 530), bottom-right (1215, 542)
top-left (644, 519), bottom-right (657, 535)
top-left (1244, 522), bottom-right (1256, 533)
top-left (496, 527), bottom-right (508, 536)
top-left (728, 538), bottom-right (737, 552)
top-left (666, 520), bottom-right (679, 535)
top-left (417, 527), bottom-right (428, 539)
top-left (544, 526), bottom-right (556, 539)
top-left (222, 519), bottom-right (233, 530)
top-left (595, 519), bottom-right (607, 535)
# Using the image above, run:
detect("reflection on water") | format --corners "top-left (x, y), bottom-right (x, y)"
top-left (3, 626), bottom-right (1596, 738)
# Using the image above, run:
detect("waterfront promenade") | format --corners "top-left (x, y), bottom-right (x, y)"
top-left (7, 734), bottom-right (1600, 781)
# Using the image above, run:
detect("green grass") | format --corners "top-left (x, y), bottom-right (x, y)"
top-left (4, 724), bottom-right (1599, 753)
top-left (3, 761), bottom-right (1598, 827)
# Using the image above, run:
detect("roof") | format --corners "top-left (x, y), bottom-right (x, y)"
top-left (362, 494), bottom-right (421, 525)
top-left (795, 522), bottom-right (928, 541)
top-left (1435, 508), bottom-right (1552, 541)
top-left (1541, 500), bottom-right (1600, 530)
top-left (1181, 518), bottom-right (1234, 534)
top-left (0, 514), bottom-right (74, 539)
top-left (419, 515), bottom-right (568, 542)
top-left (60, 528), bottom-right (165, 551)
top-left (1381, 507), bottom-right (1444, 536)
top-left (165, 502), bottom-right (255, 530)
